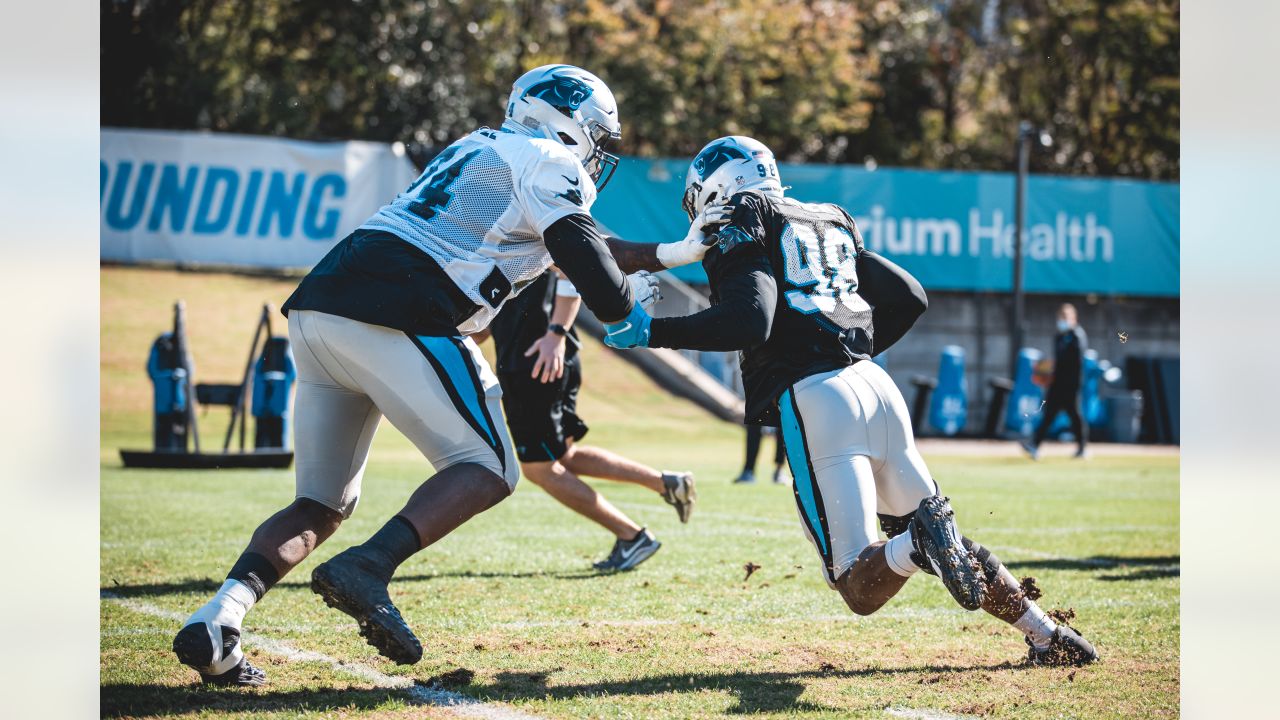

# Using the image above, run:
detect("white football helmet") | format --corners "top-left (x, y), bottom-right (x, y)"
top-left (504, 64), bottom-right (622, 190)
top-left (682, 136), bottom-right (784, 221)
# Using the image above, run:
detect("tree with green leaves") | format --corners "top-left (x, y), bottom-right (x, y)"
top-left (101, 0), bottom-right (1178, 180)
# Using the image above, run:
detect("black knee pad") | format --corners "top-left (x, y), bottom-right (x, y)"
top-left (878, 512), bottom-right (914, 539)
top-left (962, 537), bottom-right (1003, 583)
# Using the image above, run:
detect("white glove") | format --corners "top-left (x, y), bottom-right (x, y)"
top-left (655, 203), bottom-right (735, 268)
top-left (627, 270), bottom-right (662, 310)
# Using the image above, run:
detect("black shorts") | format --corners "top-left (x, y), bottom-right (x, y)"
top-left (498, 358), bottom-right (588, 463)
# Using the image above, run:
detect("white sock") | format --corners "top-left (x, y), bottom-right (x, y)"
top-left (186, 579), bottom-right (257, 629)
top-left (1014, 603), bottom-right (1058, 650)
top-left (883, 529), bottom-right (922, 577)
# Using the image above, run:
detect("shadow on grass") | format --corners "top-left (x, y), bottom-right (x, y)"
top-left (101, 684), bottom-right (405, 717)
top-left (102, 569), bottom-right (608, 599)
top-left (103, 660), bottom-right (1027, 716)
top-left (484, 661), bottom-right (1024, 714)
top-left (1005, 554), bottom-right (1179, 582)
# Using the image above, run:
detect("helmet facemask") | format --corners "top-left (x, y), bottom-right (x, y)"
top-left (584, 120), bottom-right (621, 190)
top-left (682, 182), bottom-right (721, 222)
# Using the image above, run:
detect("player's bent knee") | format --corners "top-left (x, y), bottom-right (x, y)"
top-left (845, 595), bottom-right (887, 616)
top-left (834, 570), bottom-right (890, 616)
top-left (498, 460), bottom-right (520, 496)
top-left (292, 493), bottom-right (355, 523)
top-left (291, 497), bottom-right (344, 526)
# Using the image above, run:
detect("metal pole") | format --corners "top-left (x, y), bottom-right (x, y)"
top-left (1011, 121), bottom-right (1031, 377)
top-left (174, 301), bottom-right (201, 453)
top-left (224, 306), bottom-right (268, 452)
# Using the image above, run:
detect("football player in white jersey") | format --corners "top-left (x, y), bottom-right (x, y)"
top-left (172, 64), bottom-right (723, 685)
top-left (605, 136), bottom-right (1098, 667)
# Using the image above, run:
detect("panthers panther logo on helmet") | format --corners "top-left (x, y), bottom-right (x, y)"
top-left (692, 142), bottom-right (749, 182)
top-left (524, 74), bottom-right (594, 117)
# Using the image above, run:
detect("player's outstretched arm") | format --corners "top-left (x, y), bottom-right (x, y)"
top-left (543, 213), bottom-right (635, 323)
top-left (645, 251), bottom-right (778, 352)
top-left (856, 250), bottom-right (928, 356)
top-left (603, 205), bottom-right (731, 274)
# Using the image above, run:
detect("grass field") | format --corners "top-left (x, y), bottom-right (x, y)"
top-left (101, 267), bottom-right (1179, 719)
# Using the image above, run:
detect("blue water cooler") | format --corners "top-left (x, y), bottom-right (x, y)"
top-left (251, 337), bottom-right (296, 450)
top-left (147, 332), bottom-right (189, 451)
top-left (928, 345), bottom-right (968, 436)
top-left (1005, 348), bottom-right (1045, 437)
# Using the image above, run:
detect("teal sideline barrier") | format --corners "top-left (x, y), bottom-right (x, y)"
top-left (594, 159), bottom-right (1179, 297)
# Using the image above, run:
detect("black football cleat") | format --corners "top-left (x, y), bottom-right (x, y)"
top-left (311, 549), bottom-right (423, 665)
top-left (1026, 625), bottom-right (1100, 667)
top-left (200, 657), bottom-right (267, 686)
top-left (593, 528), bottom-right (661, 572)
top-left (172, 622), bottom-right (266, 686)
top-left (912, 496), bottom-right (985, 610)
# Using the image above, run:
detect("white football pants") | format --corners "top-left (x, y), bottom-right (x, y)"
top-left (288, 310), bottom-right (518, 518)
top-left (778, 361), bottom-right (937, 586)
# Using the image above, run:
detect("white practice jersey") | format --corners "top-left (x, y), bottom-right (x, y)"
top-left (361, 128), bottom-right (597, 333)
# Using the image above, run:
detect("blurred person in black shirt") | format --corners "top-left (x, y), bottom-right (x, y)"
top-left (1022, 303), bottom-right (1089, 460)
top-left (488, 270), bottom-right (696, 572)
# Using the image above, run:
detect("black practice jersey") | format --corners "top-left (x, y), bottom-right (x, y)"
top-left (651, 191), bottom-right (881, 425)
top-left (489, 270), bottom-right (580, 375)
top-left (1049, 326), bottom-right (1088, 394)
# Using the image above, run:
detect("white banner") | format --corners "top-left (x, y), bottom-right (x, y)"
top-left (100, 128), bottom-right (417, 269)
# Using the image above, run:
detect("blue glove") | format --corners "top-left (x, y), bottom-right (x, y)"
top-left (603, 303), bottom-right (652, 349)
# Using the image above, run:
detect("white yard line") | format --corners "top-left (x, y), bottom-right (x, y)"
top-left (101, 592), bottom-right (544, 720)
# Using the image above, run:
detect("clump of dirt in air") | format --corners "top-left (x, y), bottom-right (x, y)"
top-left (1048, 607), bottom-right (1076, 625)
top-left (1019, 576), bottom-right (1043, 601)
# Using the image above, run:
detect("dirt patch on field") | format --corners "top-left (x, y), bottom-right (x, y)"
top-left (419, 668), bottom-right (474, 689)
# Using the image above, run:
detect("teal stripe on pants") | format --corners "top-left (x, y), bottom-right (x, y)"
top-left (779, 389), bottom-right (828, 557)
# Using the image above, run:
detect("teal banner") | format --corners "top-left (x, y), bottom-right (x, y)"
top-left (594, 159), bottom-right (1179, 297)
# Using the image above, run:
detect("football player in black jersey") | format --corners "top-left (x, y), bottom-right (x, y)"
top-left (604, 136), bottom-right (1097, 667)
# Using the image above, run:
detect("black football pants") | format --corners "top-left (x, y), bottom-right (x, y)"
top-left (1032, 388), bottom-right (1087, 452)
